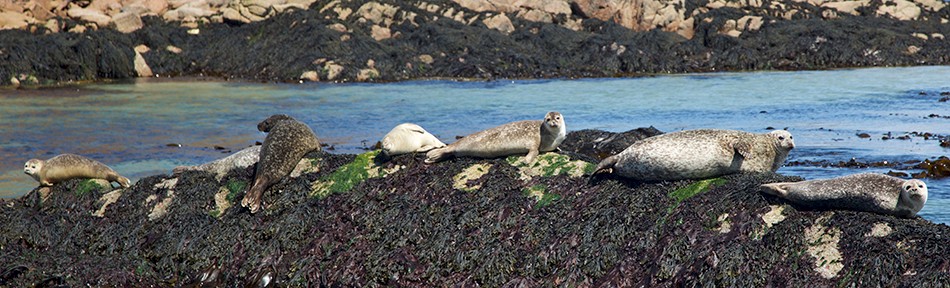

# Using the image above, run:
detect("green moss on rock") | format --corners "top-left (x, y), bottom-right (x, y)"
top-left (312, 150), bottom-right (400, 198)
top-left (506, 153), bottom-right (594, 181)
top-left (75, 179), bottom-right (104, 197)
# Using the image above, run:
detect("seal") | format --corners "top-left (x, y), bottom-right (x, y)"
top-left (594, 129), bottom-right (795, 181)
top-left (424, 111), bottom-right (567, 164)
top-left (173, 145), bottom-right (261, 180)
top-left (380, 123), bottom-right (446, 157)
top-left (760, 173), bottom-right (928, 218)
top-left (24, 154), bottom-right (131, 188)
top-left (241, 114), bottom-right (321, 213)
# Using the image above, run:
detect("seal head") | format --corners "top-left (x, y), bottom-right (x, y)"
top-left (380, 123), bottom-right (446, 157)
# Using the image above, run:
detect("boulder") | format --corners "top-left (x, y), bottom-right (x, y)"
top-left (356, 2), bottom-right (398, 25)
top-left (112, 10), bottom-right (142, 33)
top-left (299, 70), bottom-right (319, 82)
top-left (357, 68), bottom-right (379, 81)
top-left (370, 24), bottom-right (391, 41)
top-left (821, 0), bottom-right (869, 15)
top-left (876, 0), bottom-right (921, 20)
top-left (0, 11), bottom-right (31, 30)
top-left (67, 6), bottom-right (112, 26)
top-left (483, 13), bottom-right (514, 34)
top-left (324, 62), bottom-right (344, 80)
top-left (133, 50), bottom-right (153, 77)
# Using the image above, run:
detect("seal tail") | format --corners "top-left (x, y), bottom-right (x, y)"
top-left (424, 147), bottom-right (452, 164)
top-left (759, 183), bottom-right (790, 197)
top-left (592, 155), bottom-right (618, 176)
top-left (241, 179), bottom-right (268, 213)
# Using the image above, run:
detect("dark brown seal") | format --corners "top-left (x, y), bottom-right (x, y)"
top-left (240, 114), bottom-right (321, 213)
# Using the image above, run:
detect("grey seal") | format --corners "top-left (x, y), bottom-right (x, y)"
top-left (760, 173), bottom-right (928, 218)
top-left (425, 111), bottom-right (567, 164)
top-left (241, 114), bottom-right (321, 213)
top-left (380, 123), bottom-right (446, 157)
top-left (594, 129), bottom-right (795, 181)
top-left (24, 154), bottom-right (131, 188)
top-left (173, 146), bottom-right (261, 180)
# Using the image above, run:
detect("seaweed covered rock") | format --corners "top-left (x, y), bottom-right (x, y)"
top-left (2, 0), bottom-right (950, 85)
top-left (1, 130), bottom-right (949, 286)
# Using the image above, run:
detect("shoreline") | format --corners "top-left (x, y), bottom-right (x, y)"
top-left (2, 0), bottom-right (948, 87)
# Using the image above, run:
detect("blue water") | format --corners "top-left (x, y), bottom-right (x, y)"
top-left (1, 66), bottom-right (948, 223)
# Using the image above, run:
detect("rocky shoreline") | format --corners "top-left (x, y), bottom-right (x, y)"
top-left (1, 0), bottom-right (949, 86)
top-left (1, 129), bottom-right (949, 286)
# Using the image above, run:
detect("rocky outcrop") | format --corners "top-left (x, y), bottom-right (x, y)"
top-left (2, 129), bottom-right (949, 286)
top-left (0, 0), bottom-right (949, 84)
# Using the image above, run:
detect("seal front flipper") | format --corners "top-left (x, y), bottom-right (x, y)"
top-left (759, 182), bottom-right (790, 197)
top-left (525, 149), bottom-right (540, 164)
top-left (731, 139), bottom-right (754, 159)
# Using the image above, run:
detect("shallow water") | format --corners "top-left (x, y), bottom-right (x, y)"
top-left (1, 66), bottom-right (948, 223)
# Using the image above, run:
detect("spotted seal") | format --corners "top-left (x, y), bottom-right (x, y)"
top-left (424, 111), bottom-right (566, 164)
top-left (24, 154), bottom-right (131, 188)
top-left (594, 129), bottom-right (794, 181)
top-left (380, 123), bottom-right (446, 157)
top-left (760, 173), bottom-right (927, 218)
top-left (241, 114), bottom-right (321, 213)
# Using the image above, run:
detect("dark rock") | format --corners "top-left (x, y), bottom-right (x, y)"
top-left (560, 127), bottom-right (663, 161)
top-left (2, 133), bottom-right (950, 286)
top-left (856, 133), bottom-right (870, 138)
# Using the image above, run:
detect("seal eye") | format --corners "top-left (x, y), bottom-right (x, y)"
top-left (778, 136), bottom-right (785, 140)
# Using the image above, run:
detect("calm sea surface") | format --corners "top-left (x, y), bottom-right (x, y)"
top-left (1, 66), bottom-right (948, 223)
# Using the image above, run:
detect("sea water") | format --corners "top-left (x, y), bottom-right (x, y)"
top-left (1, 66), bottom-right (947, 223)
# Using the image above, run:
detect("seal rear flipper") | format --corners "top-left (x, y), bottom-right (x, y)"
top-left (592, 155), bottom-right (618, 176)
top-left (416, 144), bottom-right (439, 153)
top-left (424, 147), bottom-right (452, 164)
top-left (759, 183), bottom-right (790, 197)
top-left (241, 179), bottom-right (269, 213)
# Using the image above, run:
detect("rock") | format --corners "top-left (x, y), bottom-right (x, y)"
top-left (112, 11), bottom-right (143, 33)
top-left (418, 54), bottom-right (434, 64)
top-left (876, 0), bottom-right (921, 20)
top-left (68, 24), bottom-right (87, 33)
top-left (0, 11), bottom-right (31, 30)
top-left (324, 62), bottom-right (344, 80)
top-left (821, 0), bottom-right (869, 16)
top-left (517, 9), bottom-right (552, 23)
top-left (299, 70), bottom-right (319, 82)
top-left (44, 18), bottom-right (60, 33)
top-left (221, 7), bottom-right (250, 23)
top-left (133, 51), bottom-right (153, 77)
top-left (932, 33), bottom-right (945, 40)
top-left (356, 2), bottom-right (398, 25)
top-left (357, 68), bottom-right (379, 81)
top-left (738, 15), bottom-right (763, 31)
top-left (912, 32), bottom-right (928, 40)
top-left (166, 45), bottom-right (182, 53)
top-left (67, 6), bottom-right (112, 26)
top-left (482, 13), bottom-right (514, 34)
top-left (141, 0), bottom-right (170, 14)
top-left (327, 23), bottom-right (346, 32)
top-left (370, 24), bottom-right (391, 41)
top-left (906, 45), bottom-right (921, 54)
top-left (134, 44), bottom-right (150, 53)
